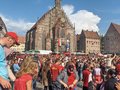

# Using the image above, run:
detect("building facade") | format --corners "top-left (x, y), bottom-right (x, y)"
top-left (25, 0), bottom-right (76, 52)
top-left (104, 23), bottom-right (120, 54)
top-left (12, 36), bottom-right (25, 53)
top-left (78, 30), bottom-right (100, 54)
top-left (0, 17), bottom-right (7, 37)
top-left (76, 34), bottom-right (80, 51)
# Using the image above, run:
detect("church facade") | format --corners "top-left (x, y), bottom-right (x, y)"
top-left (25, 0), bottom-right (76, 52)
top-left (0, 17), bottom-right (7, 37)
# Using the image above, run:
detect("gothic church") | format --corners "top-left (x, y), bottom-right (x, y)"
top-left (25, 0), bottom-right (76, 52)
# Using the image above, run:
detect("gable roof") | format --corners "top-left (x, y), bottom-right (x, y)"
top-left (18, 36), bottom-right (25, 44)
top-left (82, 30), bottom-right (100, 39)
top-left (30, 1), bottom-right (74, 31)
top-left (0, 17), bottom-right (7, 36)
top-left (0, 17), bottom-right (7, 31)
top-left (111, 23), bottom-right (120, 34)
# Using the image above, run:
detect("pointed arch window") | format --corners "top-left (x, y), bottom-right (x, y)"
top-left (60, 28), bottom-right (65, 38)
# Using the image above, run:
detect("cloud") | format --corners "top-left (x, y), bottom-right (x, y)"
top-left (0, 4), bottom-right (101, 35)
top-left (0, 14), bottom-right (34, 35)
top-left (63, 5), bottom-right (101, 34)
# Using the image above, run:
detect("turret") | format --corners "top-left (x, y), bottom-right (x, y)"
top-left (55, 0), bottom-right (61, 8)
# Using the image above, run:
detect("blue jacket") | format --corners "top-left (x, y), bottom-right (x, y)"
top-left (0, 46), bottom-right (9, 80)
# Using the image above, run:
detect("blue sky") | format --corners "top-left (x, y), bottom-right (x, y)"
top-left (0, 0), bottom-right (120, 36)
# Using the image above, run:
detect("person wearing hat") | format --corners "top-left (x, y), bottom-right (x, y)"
top-left (0, 32), bottom-right (19, 90)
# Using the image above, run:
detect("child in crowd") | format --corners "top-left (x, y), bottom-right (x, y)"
top-left (14, 57), bottom-right (39, 90)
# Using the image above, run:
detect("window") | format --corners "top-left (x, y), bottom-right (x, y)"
top-left (61, 29), bottom-right (65, 38)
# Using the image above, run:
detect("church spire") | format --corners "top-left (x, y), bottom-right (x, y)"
top-left (55, 0), bottom-right (61, 8)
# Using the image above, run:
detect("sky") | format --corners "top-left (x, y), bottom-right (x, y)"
top-left (0, 0), bottom-right (120, 36)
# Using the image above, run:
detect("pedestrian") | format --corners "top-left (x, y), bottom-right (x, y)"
top-left (115, 63), bottom-right (120, 90)
top-left (57, 61), bottom-right (79, 90)
top-left (115, 63), bottom-right (120, 81)
top-left (104, 69), bottom-right (117, 90)
top-left (115, 82), bottom-right (120, 90)
top-left (50, 59), bottom-right (64, 90)
top-left (14, 57), bottom-right (39, 90)
top-left (13, 59), bottom-right (20, 74)
top-left (82, 63), bottom-right (93, 90)
top-left (0, 32), bottom-right (19, 90)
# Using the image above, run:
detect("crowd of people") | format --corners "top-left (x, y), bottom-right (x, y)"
top-left (0, 32), bottom-right (120, 90)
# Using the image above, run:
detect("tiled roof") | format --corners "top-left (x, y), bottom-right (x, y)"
top-left (82, 30), bottom-right (100, 39)
top-left (111, 23), bottom-right (120, 34)
top-left (18, 36), bottom-right (25, 44)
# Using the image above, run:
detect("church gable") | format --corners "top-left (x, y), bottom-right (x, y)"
top-left (0, 17), bottom-right (7, 37)
top-left (31, 1), bottom-right (74, 34)
top-left (26, 0), bottom-right (76, 52)
top-left (105, 23), bottom-right (120, 37)
top-left (104, 23), bottom-right (120, 54)
top-left (112, 23), bottom-right (120, 34)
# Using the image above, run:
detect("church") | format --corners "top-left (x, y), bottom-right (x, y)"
top-left (25, 0), bottom-right (76, 52)
top-left (0, 17), bottom-right (7, 37)
top-left (104, 23), bottom-right (120, 54)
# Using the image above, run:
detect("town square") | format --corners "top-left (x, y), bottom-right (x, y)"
top-left (0, 0), bottom-right (120, 90)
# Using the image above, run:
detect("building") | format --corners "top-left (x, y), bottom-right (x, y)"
top-left (0, 17), bottom-right (7, 37)
top-left (25, 0), bottom-right (76, 52)
top-left (12, 36), bottom-right (25, 53)
top-left (76, 34), bottom-right (80, 51)
top-left (0, 17), bottom-right (26, 53)
top-left (78, 30), bottom-right (100, 54)
top-left (100, 35), bottom-right (104, 53)
top-left (104, 23), bottom-right (120, 54)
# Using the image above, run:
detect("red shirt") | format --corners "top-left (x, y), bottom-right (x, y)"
top-left (67, 72), bottom-right (76, 90)
top-left (14, 74), bottom-right (32, 90)
top-left (83, 69), bottom-right (90, 87)
top-left (50, 64), bottom-right (64, 81)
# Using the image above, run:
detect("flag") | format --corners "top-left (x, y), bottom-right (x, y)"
top-left (58, 38), bottom-right (61, 46)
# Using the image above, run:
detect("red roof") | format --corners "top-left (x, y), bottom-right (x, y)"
top-left (112, 23), bottom-right (120, 34)
top-left (18, 36), bottom-right (25, 44)
top-left (82, 30), bottom-right (100, 39)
